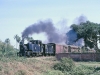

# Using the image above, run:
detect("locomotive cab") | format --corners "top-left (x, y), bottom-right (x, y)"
top-left (27, 40), bottom-right (43, 56)
top-left (18, 41), bottom-right (26, 56)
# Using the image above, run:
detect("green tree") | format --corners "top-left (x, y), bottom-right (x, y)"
top-left (14, 34), bottom-right (21, 49)
top-left (5, 38), bottom-right (10, 51)
top-left (0, 40), bottom-right (6, 55)
top-left (71, 21), bottom-right (100, 52)
top-left (0, 39), bottom-right (16, 57)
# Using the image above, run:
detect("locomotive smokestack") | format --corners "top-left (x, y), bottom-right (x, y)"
top-left (22, 19), bottom-right (66, 43)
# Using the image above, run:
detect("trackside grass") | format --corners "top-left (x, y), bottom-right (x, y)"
top-left (0, 51), bottom-right (100, 75)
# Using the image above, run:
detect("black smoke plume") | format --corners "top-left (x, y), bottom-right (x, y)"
top-left (74, 15), bottom-right (87, 24)
top-left (22, 19), bottom-right (66, 43)
top-left (66, 15), bottom-right (87, 46)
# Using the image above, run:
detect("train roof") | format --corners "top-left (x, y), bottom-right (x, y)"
top-left (47, 43), bottom-right (55, 44)
top-left (30, 40), bottom-right (42, 43)
top-left (54, 43), bottom-right (80, 48)
top-left (39, 42), bottom-right (80, 48)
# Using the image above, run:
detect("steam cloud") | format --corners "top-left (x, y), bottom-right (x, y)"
top-left (22, 19), bottom-right (66, 43)
top-left (22, 15), bottom-right (87, 46)
top-left (66, 15), bottom-right (87, 46)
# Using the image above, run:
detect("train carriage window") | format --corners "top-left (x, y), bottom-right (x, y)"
top-left (52, 46), bottom-right (53, 48)
top-left (45, 45), bottom-right (47, 49)
top-left (36, 41), bottom-right (38, 44)
top-left (63, 46), bottom-right (67, 53)
top-left (63, 46), bottom-right (67, 49)
top-left (68, 46), bottom-right (71, 52)
top-left (34, 42), bottom-right (36, 44)
top-left (52, 46), bottom-right (54, 52)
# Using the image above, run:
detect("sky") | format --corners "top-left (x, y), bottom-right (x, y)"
top-left (0, 0), bottom-right (100, 47)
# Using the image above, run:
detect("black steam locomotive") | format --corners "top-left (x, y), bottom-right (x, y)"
top-left (17, 40), bottom-right (55, 57)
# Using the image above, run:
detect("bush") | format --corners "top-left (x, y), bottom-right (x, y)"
top-left (67, 65), bottom-right (95, 75)
top-left (53, 57), bottom-right (75, 72)
top-left (43, 70), bottom-right (64, 75)
top-left (14, 70), bottom-right (26, 75)
top-left (4, 50), bottom-right (18, 58)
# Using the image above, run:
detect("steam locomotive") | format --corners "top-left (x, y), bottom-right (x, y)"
top-left (18, 40), bottom-right (55, 57)
top-left (18, 40), bottom-right (80, 57)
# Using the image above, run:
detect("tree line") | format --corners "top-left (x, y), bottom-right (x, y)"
top-left (0, 21), bottom-right (100, 53)
top-left (0, 35), bottom-right (34, 56)
top-left (71, 21), bottom-right (100, 52)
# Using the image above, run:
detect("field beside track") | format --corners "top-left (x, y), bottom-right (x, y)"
top-left (0, 56), bottom-right (100, 75)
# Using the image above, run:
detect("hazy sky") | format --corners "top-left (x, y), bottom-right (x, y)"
top-left (0, 0), bottom-right (100, 46)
